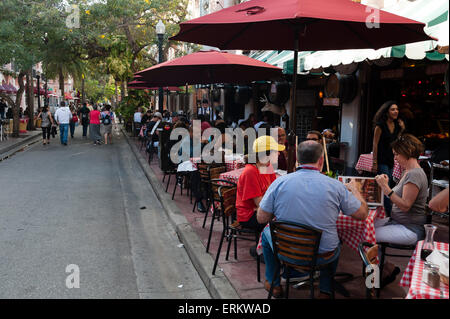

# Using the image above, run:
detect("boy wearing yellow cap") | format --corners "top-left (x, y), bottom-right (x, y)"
top-left (235, 136), bottom-right (285, 232)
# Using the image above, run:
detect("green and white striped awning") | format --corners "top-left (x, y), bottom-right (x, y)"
top-left (302, 0), bottom-right (449, 71)
top-left (252, 0), bottom-right (448, 73)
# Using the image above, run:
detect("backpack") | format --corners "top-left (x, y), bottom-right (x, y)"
top-left (72, 113), bottom-right (78, 123)
top-left (102, 112), bottom-right (111, 125)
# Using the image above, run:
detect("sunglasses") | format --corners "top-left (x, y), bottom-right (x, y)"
top-left (306, 138), bottom-right (319, 141)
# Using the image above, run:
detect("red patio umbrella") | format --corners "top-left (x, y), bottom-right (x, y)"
top-left (170, 0), bottom-right (434, 51)
top-left (135, 50), bottom-right (282, 86)
top-left (6, 84), bottom-right (17, 94)
top-left (170, 0), bottom-right (435, 162)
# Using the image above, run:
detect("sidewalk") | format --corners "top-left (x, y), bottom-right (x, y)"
top-left (0, 129), bottom-right (42, 160)
top-left (124, 132), bottom-right (449, 299)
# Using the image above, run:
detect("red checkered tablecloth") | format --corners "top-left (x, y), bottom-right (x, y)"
top-left (399, 241), bottom-right (449, 299)
top-left (256, 207), bottom-right (386, 255)
top-left (218, 167), bottom-right (246, 185)
top-left (190, 157), bottom-right (245, 172)
top-left (355, 153), bottom-right (403, 181)
top-left (336, 206), bottom-right (386, 252)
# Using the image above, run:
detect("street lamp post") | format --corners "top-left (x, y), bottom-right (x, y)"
top-left (36, 75), bottom-right (41, 110)
top-left (156, 20), bottom-right (166, 113)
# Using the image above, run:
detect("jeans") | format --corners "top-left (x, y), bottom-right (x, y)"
top-left (69, 122), bottom-right (76, 138)
top-left (0, 110), bottom-right (4, 119)
top-left (82, 124), bottom-right (88, 137)
top-left (378, 164), bottom-right (393, 216)
top-left (59, 124), bottom-right (69, 144)
top-left (262, 226), bottom-right (341, 295)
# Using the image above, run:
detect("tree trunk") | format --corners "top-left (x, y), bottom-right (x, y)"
top-left (59, 67), bottom-right (65, 99)
top-left (81, 76), bottom-right (85, 104)
top-left (114, 81), bottom-right (119, 108)
top-left (11, 72), bottom-right (26, 137)
top-left (120, 81), bottom-right (126, 101)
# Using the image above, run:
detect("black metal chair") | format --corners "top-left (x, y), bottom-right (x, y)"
top-left (205, 178), bottom-right (236, 253)
top-left (358, 242), bottom-right (380, 299)
top-left (268, 221), bottom-right (336, 299)
top-left (212, 184), bottom-right (262, 283)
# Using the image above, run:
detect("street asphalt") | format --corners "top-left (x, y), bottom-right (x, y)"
top-left (0, 126), bottom-right (210, 299)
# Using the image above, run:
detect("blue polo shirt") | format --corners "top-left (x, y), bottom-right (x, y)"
top-left (259, 167), bottom-right (361, 253)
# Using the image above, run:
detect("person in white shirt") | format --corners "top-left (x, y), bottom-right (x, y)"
top-left (54, 101), bottom-right (72, 145)
top-left (133, 107), bottom-right (143, 137)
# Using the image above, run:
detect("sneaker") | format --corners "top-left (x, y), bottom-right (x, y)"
top-left (197, 201), bottom-right (207, 213)
top-left (281, 270), bottom-right (320, 283)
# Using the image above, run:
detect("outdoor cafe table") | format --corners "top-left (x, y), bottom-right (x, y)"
top-left (355, 153), bottom-right (403, 181)
top-left (217, 167), bottom-right (387, 254)
top-left (399, 241), bottom-right (449, 299)
top-left (190, 156), bottom-right (245, 172)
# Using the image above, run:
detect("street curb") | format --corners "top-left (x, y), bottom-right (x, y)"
top-left (0, 131), bottom-right (42, 160)
top-left (121, 128), bottom-right (240, 300)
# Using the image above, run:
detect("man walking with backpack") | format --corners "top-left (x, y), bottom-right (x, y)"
top-left (101, 105), bottom-right (115, 145)
top-left (78, 102), bottom-right (90, 138)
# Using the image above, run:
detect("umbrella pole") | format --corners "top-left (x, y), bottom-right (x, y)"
top-left (323, 136), bottom-right (330, 174)
top-left (287, 30), bottom-right (299, 174)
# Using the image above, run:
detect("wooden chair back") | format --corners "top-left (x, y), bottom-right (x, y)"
top-left (218, 185), bottom-right (237, 218)
top-left (270, 221), bottom-right (322, 272)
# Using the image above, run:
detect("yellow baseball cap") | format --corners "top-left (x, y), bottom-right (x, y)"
top-left (253, 135), bottom-right (286, 153)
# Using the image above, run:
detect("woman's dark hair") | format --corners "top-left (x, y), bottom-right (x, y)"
top-left (105, 105), bottom-right (111, 111)
top-left (373, 100), bottom-right (397, 127)
top-left (215, 122), bottom-right (227, 134)
top-left (42, 106), bottom-right (48, 113)
top-left (391, 134), bottom-right (424, 160)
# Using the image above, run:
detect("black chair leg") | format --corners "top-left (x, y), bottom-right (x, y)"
top-left (234, 232), bottom-right (238, 259)
top-left (172, 174), bottom-right (178, 200)
top-left (212, 229), bottom-right (227, 275)
top-left (206, 207), bottom-right (217, 253)
top-left (268, 262), bottom-right (280, 299)
top-left (377, 245), bottom-right (386, 298)
top-left (285, 268), bottom-right (290, 299)
top-left (202, 202), bottom-right (210, 228)
top-left (192, 199), bottom-right (197, 212)
top-left (310, 273), bottom-right (315, 299)
top-left (165, 173), bottom-right (172, 192)
top-left (225, 230), bottom-right (234, 261)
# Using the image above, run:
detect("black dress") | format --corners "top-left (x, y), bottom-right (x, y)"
top-left (376, 121), bottom-right (401, 169)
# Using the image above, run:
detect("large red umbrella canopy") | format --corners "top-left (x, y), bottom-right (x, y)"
top-left (135, 50), bottom-right (282, 86)
top-left (170, 0), bottom-right (434, 51)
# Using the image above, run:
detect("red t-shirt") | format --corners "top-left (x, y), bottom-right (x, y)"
top-left (89, 110), bottom-right (101, 124)
top-left (236, 164), bottom-right (277, 222)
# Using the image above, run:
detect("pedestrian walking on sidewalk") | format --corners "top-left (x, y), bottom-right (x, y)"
top-left (100, 105), bottom-right (115, 145)
top-left (69, 107), bottom-right (78, 139)
top-left (89, 104), bottom-right (102, 145)
top-left (54, 102), bottom-right (72, 146)
top-left (0, 98), bottom-right (7, 119)
top-left (37, 106), bottom-right (55, 145)
top-left (78, 102), bottom-right (90, 138)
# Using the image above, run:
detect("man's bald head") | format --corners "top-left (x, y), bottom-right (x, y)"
top-left (297, 140), bottom-right (324, 165)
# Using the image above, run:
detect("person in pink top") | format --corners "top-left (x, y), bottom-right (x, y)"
top-left (89, 105), bottom-right (102, 145)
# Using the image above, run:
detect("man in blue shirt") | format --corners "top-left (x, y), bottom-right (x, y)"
top-left (257, 141), bottom-right (368, 298)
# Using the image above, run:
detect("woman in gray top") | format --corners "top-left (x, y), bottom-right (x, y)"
top-left (374, 133), bottom-right (428, 245)
top-left (37, 106), bottom-right (54, 145)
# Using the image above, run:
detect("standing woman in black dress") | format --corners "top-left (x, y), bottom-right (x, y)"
top-left (372, 101), bottom-right (406, 215)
